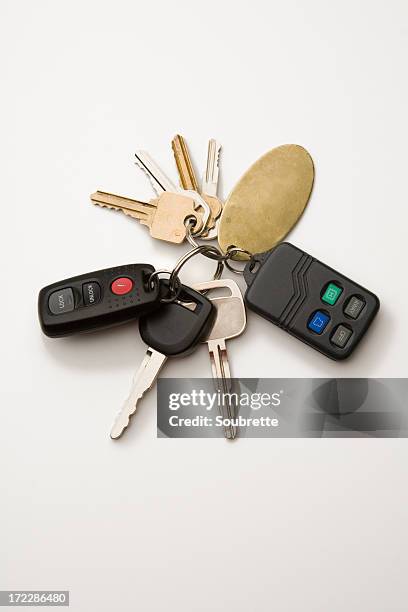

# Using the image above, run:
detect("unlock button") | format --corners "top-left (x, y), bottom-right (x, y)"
top-left (82, 282), bottom-right (101, 306)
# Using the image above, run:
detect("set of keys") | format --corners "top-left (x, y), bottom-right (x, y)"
top-left (38, 247), bottom-right (380, 440)
top-left (39, 251), bottom-right (247, 440)
top-left (91, 136), bottom-right (223, 244)
top-left (38, 138), bottom-right (381, 440)
top-left (90, 139), bottom-right (317, 260)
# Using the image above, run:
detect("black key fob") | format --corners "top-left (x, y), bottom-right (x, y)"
top-left (244, 243), bottom-right (380, 360)
top-left (38, 264), bottom-right (160, 337)
top-left (139, 282), bottom-right (216, 356)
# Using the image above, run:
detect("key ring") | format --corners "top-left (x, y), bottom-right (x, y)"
top-left (183, 191), bottom-right (212, 238)
top-left (185, 219), bottom-right (205, 248)
top-left (224, 247), bottom-right (253, 274)
top-left (169, 245), bottom-right (225, 294)
top-left (185, 221), bottom-right (228, 262)
top-left (185, 221), bottom-right (252, 273)
top-left (148, 269), bottom-right (182, 303)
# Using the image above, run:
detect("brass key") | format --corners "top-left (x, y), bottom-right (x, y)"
top-left (171, 134), bottom-right (222, 235)
top-left (90, 191), bottom-right (203, 244)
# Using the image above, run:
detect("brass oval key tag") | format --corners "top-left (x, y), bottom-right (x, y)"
top-left (218, 144), bottom-right (314, 258)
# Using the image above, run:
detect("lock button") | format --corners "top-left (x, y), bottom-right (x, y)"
top-left (48, 288), bottom-right (75, 315)
top-left (308, 311), bottom-right (330, 334)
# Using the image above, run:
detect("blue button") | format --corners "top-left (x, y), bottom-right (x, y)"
top-left (308, 311), bottom-right (330, 334)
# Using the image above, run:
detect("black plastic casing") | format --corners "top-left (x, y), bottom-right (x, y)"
top-left (139, 284), bottom-right (216, 356)
top-left (244, 243), bottom-right (380, 360)
top-left (38, 264), bottom-right (160, 337)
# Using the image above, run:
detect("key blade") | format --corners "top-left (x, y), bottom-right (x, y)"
top-left (171, 134), bottom-right (199, 192)
top-left (208, 338), bottom-right (236, 439)
top-left (135, 150), bottom-right (179, 195)
top-left (90, 191), bottom-right (155, 224)
top-left (202, 139), bottom-right (221, 197)
top-left (110, 348), bottom-right (167, 439)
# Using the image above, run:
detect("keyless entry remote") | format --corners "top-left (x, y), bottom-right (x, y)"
top-left (38, 264), bottom-right (160, 337)
top-left (244, 243), bottom-right (380, 360)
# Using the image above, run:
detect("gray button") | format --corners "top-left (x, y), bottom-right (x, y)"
top-left (48, 288), bottom-right (75, 315)
top-left (82, 282), bottom-right (101, 306)
top-left (344, 295), bottom-right (365, 319)
top-left (331, 325), bottom-right (352, 348)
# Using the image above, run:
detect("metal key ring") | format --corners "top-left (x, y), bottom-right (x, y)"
top-left (185, 221), bottom-right (230, 262)
top-left (224, 247), bottom-right (253, 274)
top-left (148, 269), bottom-right (182, 303)
top-left (169, 245), bottom-right (225, 293)
top-left (183, 190), bottom-right (212, 238)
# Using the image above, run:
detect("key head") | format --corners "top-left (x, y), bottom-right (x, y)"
top-left (199, 195), bottom-right (223, 238)
top-left (192, 279), bottom-right (246, 341)
top-left (150, 192), bottom-right (203, 243)
top-left (139, 283), bottom-right (216, 356)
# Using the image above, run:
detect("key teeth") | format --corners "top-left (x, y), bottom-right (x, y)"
top-left (214, 141), bottom-right (221, 164)
top-left (92, 201), bottom-right (115, 211)
top-left (91, 201), bottom-right (122, 214)
top-left (134, 156), bottom-right (161, 196)
top-left (92, 201), bottom-right (148, 223)
top-left (226, 427), bottom-right (237, 440)
top-left (109, 386), bottom-right (149, 440)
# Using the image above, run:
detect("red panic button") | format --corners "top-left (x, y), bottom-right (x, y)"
top-left (111, 277), bottom-right (134, 295)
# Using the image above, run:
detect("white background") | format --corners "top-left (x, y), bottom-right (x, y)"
top-left (1, 1), bottom-right (408, 610)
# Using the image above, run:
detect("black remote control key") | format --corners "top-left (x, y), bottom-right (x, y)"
top-left (244, 243), bottom-right (380, 360)
top-left (110, 283), bottom-right (216, 438)
top-left (38, 264), bottom-right (160, 337)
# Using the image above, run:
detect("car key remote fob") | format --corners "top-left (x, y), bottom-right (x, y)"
top-left (38, 264), bottom-right (160, 337)
top-left (244, 243), bottom-right (380, 360)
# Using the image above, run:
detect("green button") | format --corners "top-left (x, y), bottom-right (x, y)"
top-left (322, 283), bottom-right (342, 305)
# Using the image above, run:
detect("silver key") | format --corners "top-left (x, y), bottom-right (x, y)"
top-left (110, 287), bottom-right (215, 439)
top-left (135, 149), bottom-right (212, 234)
top-left (193, 279), bottom-right (246, 440)
top-left (135, 150), bottom-right (179, 195)
top-left (110, 348), bottom-right (167, 439)
top-left (200, 139), bottom-right (223, 240)
top-left (202, 139), bottom-right (221, 198)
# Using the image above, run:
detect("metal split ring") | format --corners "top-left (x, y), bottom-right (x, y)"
top-left (224, 248), bottom-right (253, 274)
top-left (169, 245), bottom-right (224, 294)
top-left (148, 269), bottom-right (182, 303)
top-left (183, 191), bottom-right (212, 238)
top-left (148, 247), bottom-right (224, 303)
top-left (184, 222), bottom-right (252, 274)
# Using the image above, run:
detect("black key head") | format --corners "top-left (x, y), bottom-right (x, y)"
top-left (139, 282), bottom-right (215, 356)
